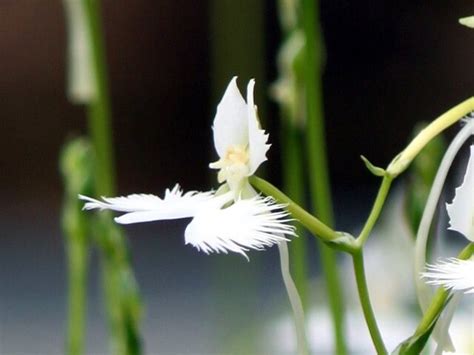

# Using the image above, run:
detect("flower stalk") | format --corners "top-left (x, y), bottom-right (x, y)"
top-left (352, 251), bottom-right (387, 355)
top-left (355, 175), bottom-right (393, 248)
top-left (387, 97), bottom-right (474, 177)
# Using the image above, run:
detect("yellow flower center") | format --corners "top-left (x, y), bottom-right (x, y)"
top-left (209, 145), bottom-right (250, 191)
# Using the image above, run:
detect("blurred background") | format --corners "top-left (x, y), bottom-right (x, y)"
top-left (1, 1), bottom-right (473, 354)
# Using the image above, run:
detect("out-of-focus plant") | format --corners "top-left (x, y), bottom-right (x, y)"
top-left (62, 1), bottom-right (142, 354)
top-left (272, 0), bottom-right (348, 353)
top-left (60, 138), bottom-right (94, 355)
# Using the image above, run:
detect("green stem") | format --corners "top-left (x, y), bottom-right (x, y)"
top-left (281, 122), bottom-right (308, 308)
top-left (82, 1), bottom-right (141, 354)
top-left (352, 251), bottom-right (387, 355)
top-left (413, 243), bottom-right (474, 338)
top-left (356, 175), bottom-right (393, 247)
top-left (250, 176), bottom-right (339, 242)
top-left (63, 205), bottom-right (88, 355)
top-left (83, 0), bottom-right (115, 195)
top-left (387, 97), bottom-right (474, 177)
top-left (60, 138), bottom-right (93, 355)
top-left (301, 0), bottom-right (346, 352)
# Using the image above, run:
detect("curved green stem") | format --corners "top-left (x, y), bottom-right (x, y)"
top-left (355, 175), bottom-right (393, 248)
top-left (352, 251), bottom-right (387, 355)
top-left (250, 176), bottom-right (339, 242)
top-left (387, 97), bottom-right (474, 177)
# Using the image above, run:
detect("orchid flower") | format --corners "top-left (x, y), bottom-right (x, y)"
top-left (421, 145), bottom-right (474, 294)
top-left (80, 77), bottom-right (295, 259)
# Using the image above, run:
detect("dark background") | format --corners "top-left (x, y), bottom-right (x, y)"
top-left (0, 1), bottom-right (473, 354)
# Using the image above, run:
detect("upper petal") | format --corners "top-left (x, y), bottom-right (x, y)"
top-left (79, 184), bottom-right (214, 224)
top-left (446, 145), bottom-right (474, 242)
top-left (246, 79), bottom-right (270, 175)
top-left (212, 77), bottom-right (249, 158)
top-left (184, 195), bottom-right (295, 259)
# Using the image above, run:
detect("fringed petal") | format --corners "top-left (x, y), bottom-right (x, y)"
top-left (184, 195), bottom-right (295, 259)
top-left (79, 184), bottom-right (214, 224)
top-left (421, 258), bottom-right (474, 294)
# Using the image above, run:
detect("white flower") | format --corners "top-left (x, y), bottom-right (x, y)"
top-left (422, 258), bottom-right (474, 294)
top-left (446, 145), bottom-right (474, 242)
top-left (80, 77), bottom-right (294, 258)
top-left (421, 145), bottom-right (474, 294)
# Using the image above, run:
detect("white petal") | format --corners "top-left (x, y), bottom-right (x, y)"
top-left (212, 77), bottom-right (249, 158)
top-left (421, 258), bottom-right (474, 294)
top-left (79, 184), bottom-right (214, 224)
top-left (446, 145), bottom-right (474, 242)
top-left (247, 79), bottom-right (270, 175)
top-left (184, 195), bottom-right (295, 259)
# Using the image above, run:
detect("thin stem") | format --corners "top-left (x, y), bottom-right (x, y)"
top-left (413, 243), bottom-right (474, 337)
top-left (301, 0), bottom-right (346, 352)
top-left (281, 122), bottom-right (309, 308)
top-left (249, 176), bottom-right (339, 242)
top-left (352, 251), bottom-right (387, 355)
top-left (83, 0), bottom-right (115, 195)
top-left (387, 97), bottom-right (474, 177)
top-left (278, 242), bottom-right (309, 355)
top-left (355, 175), bottom-right (393, 248)
top-left (82, 1), bottom-right (141, 354)
top-left (66, 231), bottom-right (88, 355)
top-left (60, 138), bottom-right (92, 355)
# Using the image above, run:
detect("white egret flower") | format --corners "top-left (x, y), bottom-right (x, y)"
top-left (80, 77), bottom-right (295, 258)
top-left (421, 145), bottom-right (474, 294)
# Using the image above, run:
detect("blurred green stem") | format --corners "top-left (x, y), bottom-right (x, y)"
top-left (82, 0), bottom-right (115, 195)
top-left (301, 0), bottom-right (347, 353)
top-left (281, 122), bottom-right (308, 308)
top-left (63, 185), bottom-right (89, 355)
top-left (65, 214), bottom-right (88, 355)
top-left (82, 1), bottom-right (141, 354)
top-left (60, 139), bottom-right (93, 355)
